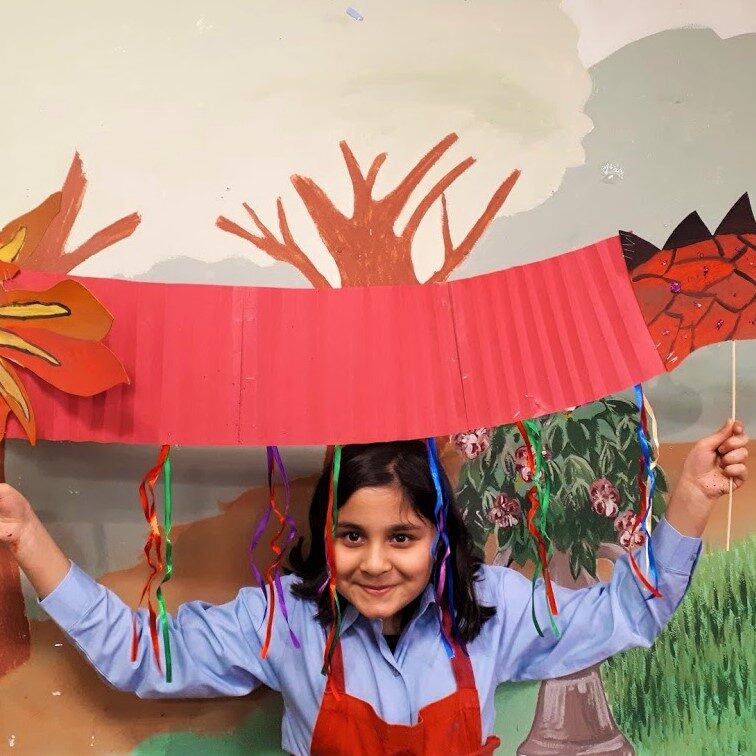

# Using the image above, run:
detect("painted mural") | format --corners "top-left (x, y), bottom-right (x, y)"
top-left (0, 2), bottom-right (753, 754)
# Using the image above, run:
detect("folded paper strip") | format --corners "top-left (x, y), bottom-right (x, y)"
top-left (6, 235), bottom-right (675, 446)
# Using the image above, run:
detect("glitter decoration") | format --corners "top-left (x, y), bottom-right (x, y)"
top-left (669, 281), bottom-right (681, 293)
top-left (716, 318), bottom-right (725, 329)
top-left (703, 265), bottom-right (710, 277)
top-left (694, 302), bottom-right (702, 309)
top-left (346, 6), bottom-right (364, 20)
top-left (600, 162), bottom-right (624, 183)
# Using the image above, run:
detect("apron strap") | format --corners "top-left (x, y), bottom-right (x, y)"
top-left (325, 639), bottom-right (347, 693)
top-left (443, 611), bottom-right (477, 691)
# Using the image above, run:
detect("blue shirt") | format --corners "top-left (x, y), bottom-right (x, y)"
top-left (40, 517), bottom-right (701, 755)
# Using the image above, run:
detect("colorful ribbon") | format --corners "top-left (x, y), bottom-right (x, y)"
top-left (131, 445), bottom-right (173, 681)
top-left (426, 437), bottom-right (455, 658)
top-left (249, 447), bottom-right (301, 659)
top-left (632, 385), bottom-right (662, 598)
top-left (322, 445), bottom-right (343, 676)
top-left (516, 421), bottom-right (560, 638)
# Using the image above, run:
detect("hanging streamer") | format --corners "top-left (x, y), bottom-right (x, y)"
top-left (155, 452), bottom-right (174, 682)
top-left (269, 448), bottom-right (301, 649)
top-left (516, 421), bottom-right (560, 638)
top-left (248, 447), bottom-right (301, 659)
top-left (322, 445), bottom-right (343, 676)
top-left (641, 391), bottom-right (661, 575)
top-left (131, 445), bottom-right (172, 680)
top-left (426, 438), bottom-right (455, 658)
top-left (632, 385), bottom-right (662, 598)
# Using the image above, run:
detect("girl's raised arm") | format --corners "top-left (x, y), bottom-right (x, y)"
top-left (489, 419), bottom-right (748, 682)
top-left (1, 486), bottom-right (282, 699)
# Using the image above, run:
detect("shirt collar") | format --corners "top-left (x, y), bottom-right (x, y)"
top-left (339, 582), bottom-right (439, 635)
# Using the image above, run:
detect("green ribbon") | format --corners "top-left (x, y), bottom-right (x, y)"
top-left (331, 446), bottom-right (343, 645)
top-left (156, 452), bottom-right (173, 683)
top-left (522, 419), bottom-right (561, 639)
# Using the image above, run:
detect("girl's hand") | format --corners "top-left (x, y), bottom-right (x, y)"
top-left (0, 483), bottom-right (35, 552)
top-left (0, 484), bottom-right (71, 598)
top-left (681, 419), bottom-right (749, 499)
top-left (666, 419), bottom-right (749, 537)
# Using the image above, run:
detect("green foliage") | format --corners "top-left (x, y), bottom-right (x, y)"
top-left (602, 537), bottom-right (756, 755)
top-left (457, 396), bottom-right (667, 578)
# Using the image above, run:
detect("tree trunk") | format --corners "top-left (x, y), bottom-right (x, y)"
top-left (0, 440), bottom-right (32, 678)
top-left (516, 548), bottom-right (634, 755)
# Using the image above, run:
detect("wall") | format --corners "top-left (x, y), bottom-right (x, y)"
top-left (0, 2), bottom-right (753, 753)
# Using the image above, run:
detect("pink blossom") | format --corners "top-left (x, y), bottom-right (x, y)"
top-left (513, 446), bottom-right (552, 482)
top-left (452, 428), bottom-right (492, 460)
top-left (614, 510), bottom-right (647, 549)
top-left (618, 529), bottom-right (646, 549)
top-left (613, 510), bottom-right (637, 533)
top-left (487, 493), bottom-right (521, 528)
top-left (589, 478), bottom-right (620, 518)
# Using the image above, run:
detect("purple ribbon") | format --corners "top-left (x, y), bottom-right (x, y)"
top-left (248, 447), bottom-right (301, 650)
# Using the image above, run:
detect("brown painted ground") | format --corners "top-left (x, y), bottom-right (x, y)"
top-left (0, 442), bottom-right (752, 754)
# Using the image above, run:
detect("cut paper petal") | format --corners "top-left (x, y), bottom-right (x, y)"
top-left (0, 193), bottom-right (62, 259)
top-left (0, 358), bottom-right (36, 443)
top-left (0, 280), bottom-right (114, 340)
top-left (0, 328), bottom-right (127, 395)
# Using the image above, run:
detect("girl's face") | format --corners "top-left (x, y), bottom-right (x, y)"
top-left (334, 485), bottom-right (436, 635)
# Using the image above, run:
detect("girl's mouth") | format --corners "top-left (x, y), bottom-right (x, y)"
top-left (359, 584), bottom-right (396, 596)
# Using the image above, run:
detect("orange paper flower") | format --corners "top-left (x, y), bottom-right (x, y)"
top-left (0, 230), bottom-right (128, 443)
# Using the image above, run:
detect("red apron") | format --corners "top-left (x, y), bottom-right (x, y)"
top-left (310, 629), bottom-right (500, 755)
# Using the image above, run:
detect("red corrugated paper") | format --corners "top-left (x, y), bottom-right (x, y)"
top-left (6, 237), bottom-right (665, 446)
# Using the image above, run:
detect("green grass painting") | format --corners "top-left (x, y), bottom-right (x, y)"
top-left (602, 536), bottom-right (755, 755)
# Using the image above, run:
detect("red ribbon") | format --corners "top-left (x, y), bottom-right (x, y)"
top-left (131, 445), bottom-right (171, 669)
top-left (322, 459), bottom-right (342, 684)
top-left (260, 457), bottom-right (289, 659)
top-left (628, 458), bottom-right (663, 598)
top-left (516, 422), bottom-right (559, 618)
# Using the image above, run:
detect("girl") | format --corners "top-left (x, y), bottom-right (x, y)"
top-left (0, 420), bottom-right (749, 755)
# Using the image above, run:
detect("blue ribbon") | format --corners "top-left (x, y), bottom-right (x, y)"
top-left (426, 437), bottom-right (456, 657)
top-left (633, 385), bottom-right (660, 594)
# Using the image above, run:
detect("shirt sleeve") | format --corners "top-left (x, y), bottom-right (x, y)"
top-left (40, 562), bottom-right (282, 699)
top-left (492, 517), bottom-right (702, 683)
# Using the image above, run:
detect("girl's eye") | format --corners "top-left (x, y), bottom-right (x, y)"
top-left (392, 533), bottom-right (414, 544)
top-left (340, 531), bottom-right (363, 544)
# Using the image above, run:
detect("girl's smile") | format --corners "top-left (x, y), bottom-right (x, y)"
top-left (333, 485), bottom-right (436, 634)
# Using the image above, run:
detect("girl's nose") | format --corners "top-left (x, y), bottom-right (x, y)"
top-left (360, 545), bottom-right (391, 575)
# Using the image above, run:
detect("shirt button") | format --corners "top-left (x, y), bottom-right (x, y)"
top-left (393, 669), bottom-right (400, 677)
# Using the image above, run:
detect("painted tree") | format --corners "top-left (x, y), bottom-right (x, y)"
top-left (0, 154), bottom-right (140, 679)
top-left (455, 397), bottom-right (667, 754)
top-left (218, 132), bottom-right (520, 288)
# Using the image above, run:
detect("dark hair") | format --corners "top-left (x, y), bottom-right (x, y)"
top-left (288, 441), bottom-right (495, 642)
